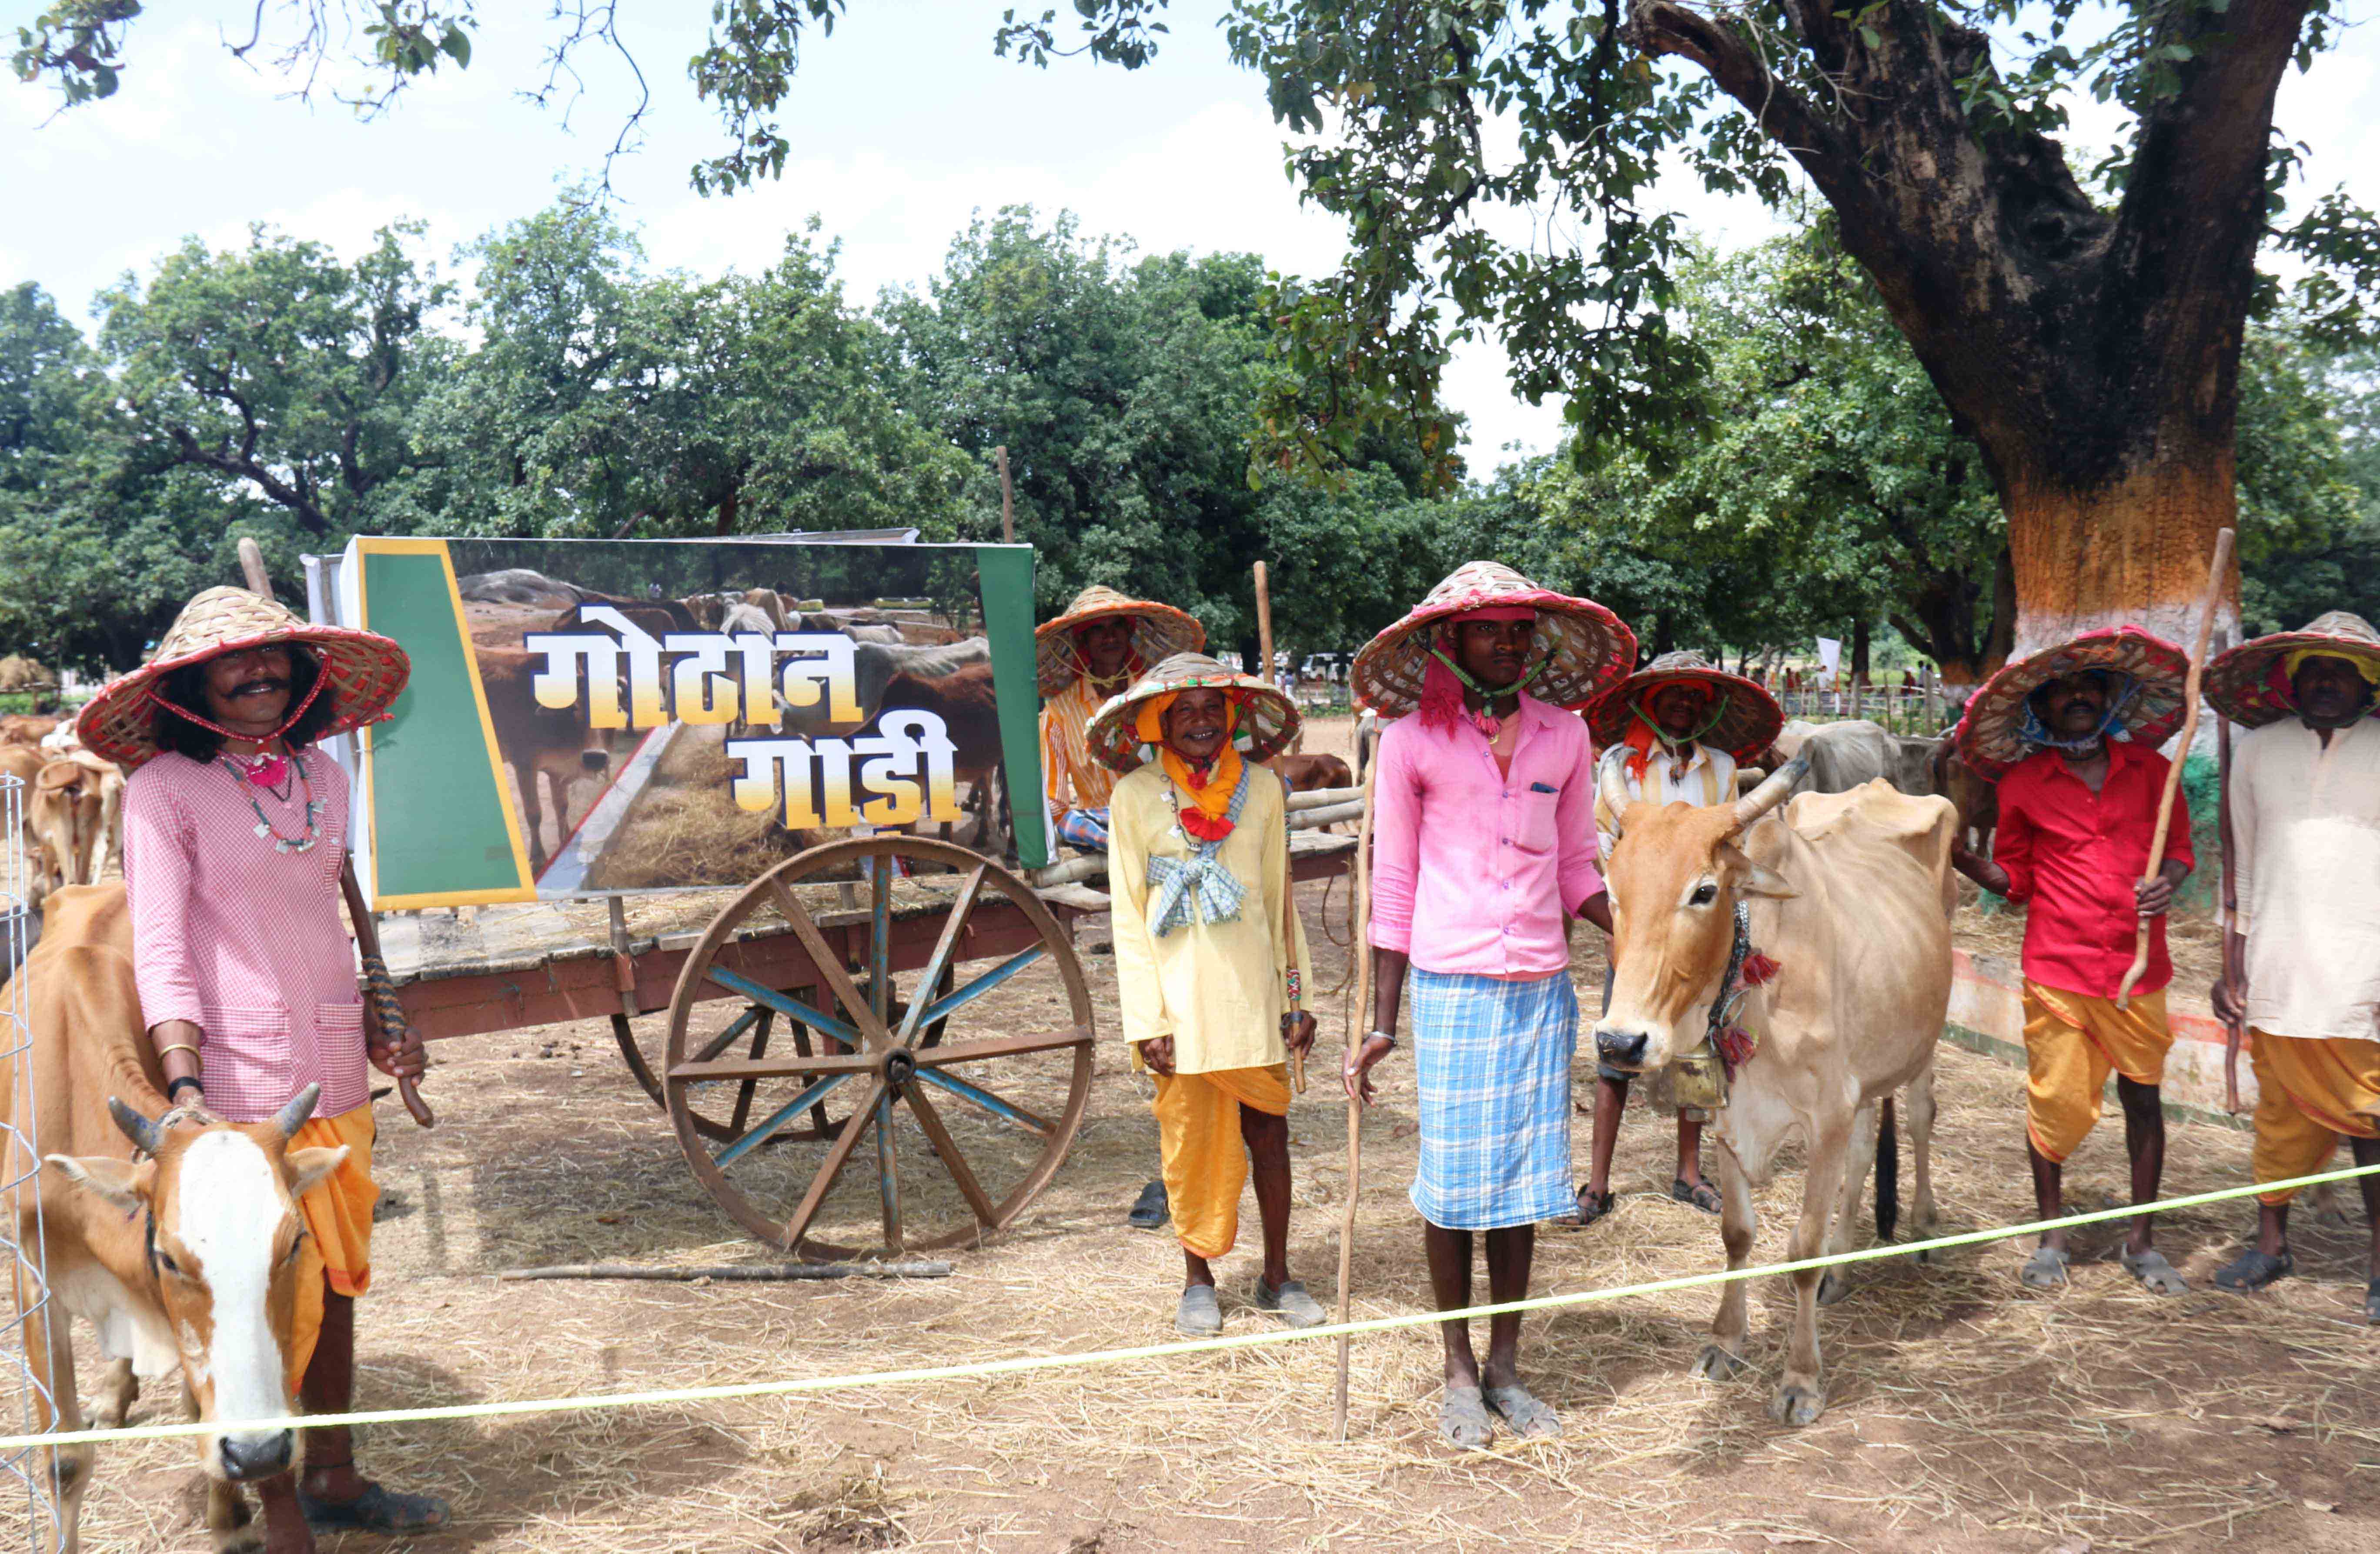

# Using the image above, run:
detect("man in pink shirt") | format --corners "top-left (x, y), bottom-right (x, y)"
top-left (1343, 562), bottom-right (1635, 1449)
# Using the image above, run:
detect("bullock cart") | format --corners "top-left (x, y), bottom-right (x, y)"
top-left (308, 534), bottom-right (1355, 1261)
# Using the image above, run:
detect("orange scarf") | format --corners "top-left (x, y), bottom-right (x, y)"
top-left (1135, 693), bottom-right (1243, 829)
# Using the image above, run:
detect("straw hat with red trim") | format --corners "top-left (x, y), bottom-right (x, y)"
top-left (1952, 624), bottom-right (2190, 777)
top-left (1585, 650), bottom-right (1784, 763)
top-left (2203, 610), bottom-right (2380, 728)
top-left (1350, 561), bottom-right (1638, 717)
top-left (1034, 585), bottom-right (1206, 698)
top-left (76, 587), bottom-right (411, 769)
top-left (1085, 652), bottom-right (1302, 774)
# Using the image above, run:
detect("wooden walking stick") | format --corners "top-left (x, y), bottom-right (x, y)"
top-left (2115, 526), bottom-right (2235, 1009)
top-left (1280, 766), bottom-right (1307, 1097)
top-left (2214, 629), bottom-right (2248, 1113)
top-left (1332, 759), bottom-right (1378, 1443)
top-left (237, 538), bottom-right (434, 1125)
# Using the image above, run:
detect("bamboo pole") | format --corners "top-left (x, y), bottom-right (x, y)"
top-left (1332, 761), bottom-right (1377, 1443)
top-left (995, 446), bottom-right (1015, 543)
top-left (2214, 629), bottom-right (2246, 1112)
top-left (2115, 526), bottom-right (2235, 1009)
top-left (1254, 560), bottom-right (1275, 687)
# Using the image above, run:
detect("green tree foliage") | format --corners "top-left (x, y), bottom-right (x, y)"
top-left (2240, 340), bottom-right (2380, 634)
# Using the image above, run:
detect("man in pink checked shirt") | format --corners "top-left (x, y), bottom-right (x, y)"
top-left (1341, 562), bottom-right (1636, 1450)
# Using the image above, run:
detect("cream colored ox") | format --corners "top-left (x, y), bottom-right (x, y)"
top-left (3, 885), bottom-right (348, 1554)
top-left (30, 750), bottom-right (123, 894)
top-left (1594, 762), bottom-right (1956, 1426)
top-left (0, 743), bottom-right (53, 911)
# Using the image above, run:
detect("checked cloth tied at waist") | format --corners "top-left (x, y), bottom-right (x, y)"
top-left (1146, 767), bottom-right (1254, 936)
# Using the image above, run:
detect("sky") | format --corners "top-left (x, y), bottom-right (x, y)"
top-left (3, 3), bottom-right (2376, 468)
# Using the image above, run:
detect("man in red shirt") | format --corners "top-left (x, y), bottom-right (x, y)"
top-left (1952, 632), bottom-right (2194, 1296)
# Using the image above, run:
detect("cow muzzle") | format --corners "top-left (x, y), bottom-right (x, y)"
top-left (1592, 1024), bottom-right (1653, 1074)
top-left (579, 748), bottom-right (610, 773)
top-left (217, 1428), bottom-right (294, 1481)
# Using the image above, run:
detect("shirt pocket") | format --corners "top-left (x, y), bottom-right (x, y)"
top-left (198, 1005), bottom-right (293, 1104)
top-left (315, 1000), bottom-right (368, 1055)
top-left (1514, 789), bottom-right (1562, 854)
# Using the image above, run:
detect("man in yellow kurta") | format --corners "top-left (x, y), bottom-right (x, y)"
top-left (2205, 612), bottom-right (2380, 1322)
top-left (1091, 653), bottom-right (1321, 1334)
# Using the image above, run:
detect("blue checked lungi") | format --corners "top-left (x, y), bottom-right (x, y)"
top-left (1407, 968), bottom-right (1578, 1231)
top-left (1055, 807), bottom-right (1111, 850)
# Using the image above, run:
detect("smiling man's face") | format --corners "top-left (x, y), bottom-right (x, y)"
top-left (2291, 654), bottom-right (2373, 729)
top-left (201, 646), bottom-right (295, 735)
top-left (1160, 687), bottom-right (1233, 766)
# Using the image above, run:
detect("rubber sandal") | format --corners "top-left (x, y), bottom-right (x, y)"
top-left (1438, 1385), bottom-right (1494, 1450)
top-left (1547, 1187), bottom-right (1616, 1231)
top-left (2213, 1247), bottom-right (2294, 1292)
top-left (2020, 1244), bottom-right (2071, 1290)
top-left (1128, 1179), bottom-right (1170, 1231)
top-left (1254, 1277), bottom-right (1327, 1329)
top-left (1484, 1383), bottom-right (1562, 1440)
top-left (1671, 1177), bottom-right (1723, 1214)
top-left (298, 1483), bottom-right (451, 1533)
top-left (2120, 1246), bottom-right (2191, 1296)
top-left (1174, 1284), bottom-right (1222, 1336)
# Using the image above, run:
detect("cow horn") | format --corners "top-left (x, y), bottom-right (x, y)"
top-left (1729, 755), bottom-right (1808, 834)
top-left (271, 1083), bottom-right (321, 1138)
top-left (109, 1097), bottom-right (167, 1157)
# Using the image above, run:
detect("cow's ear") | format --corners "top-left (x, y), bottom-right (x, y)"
top-left (1719, 844), bottom-right (1797, 899)
top-left (284, 1145), bottom-right (349, 1200)
top-left (47, 1154), bottom-right (149, 1213)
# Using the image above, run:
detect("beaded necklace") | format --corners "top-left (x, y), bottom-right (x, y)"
top-left (219, 747), bottom-right (321, 854)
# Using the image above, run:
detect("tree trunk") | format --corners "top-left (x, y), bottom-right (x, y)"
top-left (1850, 617), bottom-right (1870, 681)
top-left (714, 483), bottom-right (741, 538)
top-left (2002, 456), bottom-right (2239, 658)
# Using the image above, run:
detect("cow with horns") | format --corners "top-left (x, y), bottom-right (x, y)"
top-left (1592, 758), bottom-right (1957, 1425)
top-left (3, 887), bottom-right (351, 1554)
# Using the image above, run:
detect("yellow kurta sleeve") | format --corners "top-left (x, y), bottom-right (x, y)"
top-left (1106, 766), bottom-right (1171, 1050)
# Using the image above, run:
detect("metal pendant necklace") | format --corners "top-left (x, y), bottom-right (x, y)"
top-left (221, 748), bottom-right (321, 854)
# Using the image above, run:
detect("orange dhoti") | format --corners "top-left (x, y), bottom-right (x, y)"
top-left (1150, 1064), bottom-right (1291, 1260)
top-left (287, 1104), bottom-right (379, 1390)
top-left (2021, 982), bottom-right (2173, 1164)
top-left (2249, 1029), bottom-right (2380, 1205)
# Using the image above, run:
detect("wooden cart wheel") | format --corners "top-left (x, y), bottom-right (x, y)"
top-left (663, 835), bottom-right (1096, 1257)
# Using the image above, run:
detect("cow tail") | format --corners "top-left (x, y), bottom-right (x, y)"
top-left (1874, 1097), bottom-right (1900, 1243)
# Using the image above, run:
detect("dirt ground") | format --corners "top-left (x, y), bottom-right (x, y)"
top-left (17, 717), bottom-right (2376, 1554)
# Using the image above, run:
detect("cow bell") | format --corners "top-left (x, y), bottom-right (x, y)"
top-left (1665, 1042), bottom-right (1729, 1120)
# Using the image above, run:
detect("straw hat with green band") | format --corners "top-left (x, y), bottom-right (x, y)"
top-left (2203, 610), bottom-right (2380, 728)
top-left (1350, 560), bottom-right (1637, 717)
top-left (75, 586), bottom-right (411, 770)
top-left (1585, 650), bottom-right (1785, 763)
top-left (1034, 585), bottom-right (1207, 698)
top-left (1085, 652), bottom-right (1303, 774)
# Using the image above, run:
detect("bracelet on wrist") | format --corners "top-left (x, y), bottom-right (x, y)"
top-left (1367, 1029), bottom-right (1398, 1049)
top-left (166, 1074), bottom-right (206, 1102)
top-left (155, 1041), bottom-right (202, 1064)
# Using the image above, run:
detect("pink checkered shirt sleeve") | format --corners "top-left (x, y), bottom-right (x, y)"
top-left (124, 769), bottom-right (206, 1031)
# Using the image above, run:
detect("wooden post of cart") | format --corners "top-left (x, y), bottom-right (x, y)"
top-left (996, 445), bottom-right (1016, 544)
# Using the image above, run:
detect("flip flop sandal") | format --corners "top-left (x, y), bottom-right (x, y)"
top-left (298, 1483), bottom-right (451, 1533)
top-left (2020, 1244), bottom-right (2071, 1290)
top-left (1128, 1179), bottom-right (1170, 1231)
top-left (1484, 1384), bottom-right (1563, 1440)
top-left (2120, 1247), bottom-right (2191, 1296)
top-left (1438, 1385), bottom-right (1494, 1451)
top-left (1547, 1187), bottom-right (1617, 1231)
top-left (1671, 1177), bottom-right (1724, 1214)
top-left (2213, 1247), bottom-right (2294, 1292)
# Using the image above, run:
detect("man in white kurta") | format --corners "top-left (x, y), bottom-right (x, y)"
top-left (2210, 633), bottom-right (2380, 1319)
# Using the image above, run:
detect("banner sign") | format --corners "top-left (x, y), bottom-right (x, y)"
top-left (334, 537), bottom-right (1043, 908)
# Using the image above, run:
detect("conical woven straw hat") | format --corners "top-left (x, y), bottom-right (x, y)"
top-left (1952, 624), bottom-right (2189, 777)
top-left (1083, 652), bottom-right (1302, 774)
top-left (75, 587), bottom-right (411, 768)
top-left (2204, 610), bottom-right (2380, 728)
top-left (1035, 585), bottom-right (1206, 697)
top-left (1585, 651), bottom-right (1785, 762)
top-left (1350, 561), bottom-right (1637, 717)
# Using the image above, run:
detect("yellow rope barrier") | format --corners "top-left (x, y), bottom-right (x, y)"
top-left (3, 1160), bottom-right (2372, 1453)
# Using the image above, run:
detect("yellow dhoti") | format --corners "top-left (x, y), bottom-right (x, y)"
top-left (1150, 1064), bottom-right (1291, 1260)
top-left (2022, 982), bottom-right (2173, 1164)
top-left (287, 1105), bottom-right (379, 1391)
top-left (2249, 1030), bottom-right (2380, 1205)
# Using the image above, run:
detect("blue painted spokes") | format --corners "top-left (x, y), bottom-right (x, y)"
top-left (714, 1071), bottom-right (858, 1166)
top-left (703, 965), bottom-right (862, 1048)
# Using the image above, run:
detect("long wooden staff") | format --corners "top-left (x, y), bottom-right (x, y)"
top-left (2214, 629), bottom-right (2247, 1112)
top-left (2115, 526), bottom-right (2235, 1009)
top-left (237, 538), bottom-right (433, 1125)
top-left (1331, 759), bottom-right (1378, 1443)
top-left (1280, 766), bottom-right (1307, 1096)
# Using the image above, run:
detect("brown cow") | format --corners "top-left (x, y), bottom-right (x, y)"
top-left (1267, 752), bottom-right (1351, 792)
top-left (1928, 738), bottom-right (1998, 857)
top-left (472, 644), bottom-right (619, 877)
top-left (31, 750), bottom-right (124, 894)
top-left (871, 656), bottom-right (1006, 850)
top-left (1593, 763), bottom-right (1954, 1426)
top-left (0, 714), bottom-right (60, 745)
top-left (5, 884), bottom-right (350, 1553)
top-left (0, 744), bottom-right (52, 909)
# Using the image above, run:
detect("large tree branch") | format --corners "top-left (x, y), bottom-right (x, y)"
top-left (1625, 3), bottom-right (1848, 186)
